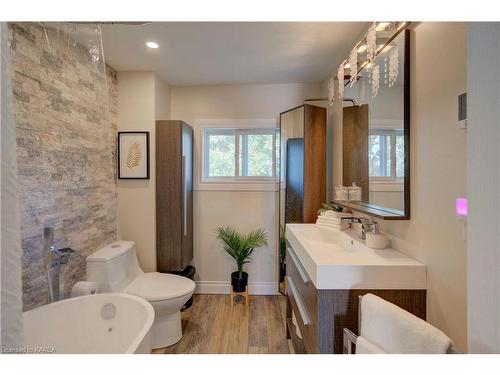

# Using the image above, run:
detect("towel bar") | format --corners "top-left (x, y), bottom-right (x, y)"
top-left (342, 328), bottom-right (460, 354)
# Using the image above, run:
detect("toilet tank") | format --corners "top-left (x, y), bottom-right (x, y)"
top-left (86, 241), bottom-right (143, 293)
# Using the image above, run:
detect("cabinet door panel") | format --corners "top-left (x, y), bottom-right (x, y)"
top-left (156, 120), bottom-right (182, 271)
top-left (181, 123), bottom-right (194, 268)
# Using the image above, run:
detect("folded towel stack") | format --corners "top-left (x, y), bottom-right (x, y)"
top-left (316, 210), bottom-right (350, 231)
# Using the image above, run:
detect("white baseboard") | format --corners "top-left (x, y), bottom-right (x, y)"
top-left (195, 281), bottom-right (279, 295)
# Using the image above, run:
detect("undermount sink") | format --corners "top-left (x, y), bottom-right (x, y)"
top-left (285, 224), bottom-right (426, 290)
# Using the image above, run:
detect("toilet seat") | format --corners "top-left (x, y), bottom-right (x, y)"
top-left (125, 272), bottom-right (195, 302)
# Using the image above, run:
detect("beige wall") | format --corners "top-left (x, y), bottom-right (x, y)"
top-left (170, 83), bottom-right (322, 293)
top-left (155, 76), bottom-right (171, 120)
top-left (467, 22), bottom-right (500, 353)
top-left (117, 72), bottom-right (170, 272)
top-left (326, 23), bottom-right (468, 350)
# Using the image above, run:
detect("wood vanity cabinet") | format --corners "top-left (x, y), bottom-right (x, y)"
top-left (285, 244), bottom-right (426, 354)
top-left (156, 120), bottom-right (193, 272)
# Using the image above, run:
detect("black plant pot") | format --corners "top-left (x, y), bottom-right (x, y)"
top-left (231, 271), bottom-right (248, 292)
top-left (279, 262), bottom-right (286, 282)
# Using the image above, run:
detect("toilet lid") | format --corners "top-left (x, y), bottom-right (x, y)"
top-left (125, 272), bottom-right (195, 302)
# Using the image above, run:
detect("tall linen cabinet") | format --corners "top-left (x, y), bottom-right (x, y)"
top-left (156, 120), bottom-right (194, 272)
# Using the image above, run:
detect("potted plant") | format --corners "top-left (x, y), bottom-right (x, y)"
top-left (279, 225), bottom-right (287, 282)
top-left (217, 226), bottom-right (268, 292)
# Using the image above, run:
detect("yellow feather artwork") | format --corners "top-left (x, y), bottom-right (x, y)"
top-left (126, 141), bottom-right (142, 170)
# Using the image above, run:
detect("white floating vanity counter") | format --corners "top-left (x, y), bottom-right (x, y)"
top-left (285, 224), bottom-right (426, 290)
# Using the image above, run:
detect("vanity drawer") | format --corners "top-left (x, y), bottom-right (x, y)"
top-left (286, 245), bottom-right (318, 353)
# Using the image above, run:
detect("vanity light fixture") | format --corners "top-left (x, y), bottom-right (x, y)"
top-left (375, 22), bottom-right (391, 31)
top-left (337, 63), bottom-right (345, 99)
top-left (357, 44), bottom-right (367, 53)
top-left (378, 44), bottom-right (394, 52)
top-left (146, 41), bottom-right (159, 49)
top-left (337, 22), bottom-right (409, 101)
top-left (348, 48), bottom-right (358, 87)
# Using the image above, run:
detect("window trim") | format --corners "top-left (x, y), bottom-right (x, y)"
top-left (194, 119), bottom-right (279, 192)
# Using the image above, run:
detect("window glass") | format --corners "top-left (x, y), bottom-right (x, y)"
top-left (207, 133), bottom-right (235, 177)
top-left (238, 134), bottom-right (274, 177)
top-left (369, 133), bottom-right (392, 177)
top-left (396, 132), bottom-right (405, 178)
top-left (203, 128), bottom-right (277, 181)
top-left (369, 129), bottom-right (404, 179)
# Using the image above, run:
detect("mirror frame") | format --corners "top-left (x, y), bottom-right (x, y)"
top-left (334, 28), bottom-right (410, 220)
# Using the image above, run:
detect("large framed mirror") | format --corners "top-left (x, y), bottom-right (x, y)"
top-left (335, 28), bottom-right (410, 220)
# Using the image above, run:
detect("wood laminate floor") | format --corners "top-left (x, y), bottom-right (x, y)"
top-left (152, 294), bottom-right (291, 354)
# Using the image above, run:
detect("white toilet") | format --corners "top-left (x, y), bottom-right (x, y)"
top-left (85, 241), bottom-right (195, 349)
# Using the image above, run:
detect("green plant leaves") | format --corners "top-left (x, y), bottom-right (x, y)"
top-left (216, 226), bottom-right (268, 277)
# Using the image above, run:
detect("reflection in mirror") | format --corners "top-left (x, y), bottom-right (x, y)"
top-left (279, 104), bottom-right (326, 293)
top-left (279, 106), bottom-right (304, 294)
top-left (341, 29), bottom-right (408, 217)
top-left (280, 106), bottom-right (304, 226)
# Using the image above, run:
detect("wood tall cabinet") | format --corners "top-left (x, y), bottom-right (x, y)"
top-left (343, 104), bottom-right (369, 202)
top-left (156, 120), bottom-right (193, 272)
top-left (281, 104), bottom-right (327, 225)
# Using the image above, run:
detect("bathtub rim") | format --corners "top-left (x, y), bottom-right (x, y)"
top-left (23, 293), bottom-right (155, 354)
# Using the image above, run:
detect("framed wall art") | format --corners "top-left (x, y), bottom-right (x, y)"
top-left (118, 132), bottom-right (150, 179)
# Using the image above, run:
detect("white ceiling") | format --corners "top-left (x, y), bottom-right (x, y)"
top-left (100, 22), bottom-right (367, 86)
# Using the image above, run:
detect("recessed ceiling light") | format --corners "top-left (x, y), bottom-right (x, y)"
top-left (146, 41), bottom-right (159, 49)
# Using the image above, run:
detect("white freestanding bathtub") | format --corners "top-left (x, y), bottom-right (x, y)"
top-left (23, 293), bottom-right (155, 354)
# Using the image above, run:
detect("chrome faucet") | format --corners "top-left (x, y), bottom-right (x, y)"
top-left (44, 226), bottom-right (76, 303)
top-left (340, 217), bottom-right (378, 240)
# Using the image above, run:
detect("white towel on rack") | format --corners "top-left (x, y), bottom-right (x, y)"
top-left (359, 294), bottom-right (452, 354)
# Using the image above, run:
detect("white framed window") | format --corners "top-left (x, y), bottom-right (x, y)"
top-left (369, 128), bottom-right (404, 180)
top-left (202, 127), bottom-right (278, 182)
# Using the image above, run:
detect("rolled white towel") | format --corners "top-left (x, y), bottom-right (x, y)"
top-left (359, 294), bottom-right (452, 354)
top-left (71, 281), bottom-right (99, 297)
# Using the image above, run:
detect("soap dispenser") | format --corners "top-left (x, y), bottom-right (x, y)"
top-left (365, 221), bottom-right (390, 249)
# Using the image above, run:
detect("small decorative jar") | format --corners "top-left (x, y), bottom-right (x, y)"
top-left (348, 182), bottom-right (362, 202)
top-left (334, 185), bottom-right (349, 202)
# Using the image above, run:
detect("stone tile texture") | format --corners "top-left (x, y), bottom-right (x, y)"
top-left (9, 23), bottom-right (118, 311)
